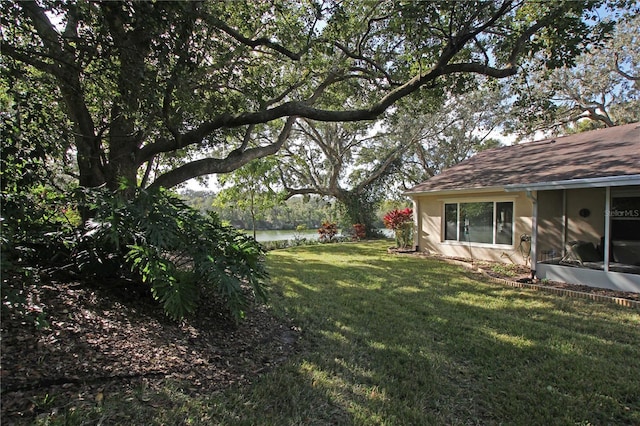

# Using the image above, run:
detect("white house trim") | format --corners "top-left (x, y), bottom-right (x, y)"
top-left (504, 174), bottom-right (640, 192)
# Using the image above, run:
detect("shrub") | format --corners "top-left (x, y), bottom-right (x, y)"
top-left (318, 221), bottom-right (338, 242)
top-left (293, 224), bottom-right (308, 242)
top-left (352, 223), bottom-right (366, 240)
top-left (74, 187), bottom-right (268, 321)
top-left (383, 208), bottom-right (414, 249)
top-left (1, 184), bottom-right (80, 326)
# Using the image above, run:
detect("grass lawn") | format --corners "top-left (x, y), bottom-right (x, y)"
top-left (34, 241), bottom-right (640, 425)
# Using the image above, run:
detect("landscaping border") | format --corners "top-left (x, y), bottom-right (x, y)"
top-left (388, 248), bottom-right (640, 309)
top-left (446, 257), bottom-right (640, 309)
top-left (487, 274), bottom-right (640, 308)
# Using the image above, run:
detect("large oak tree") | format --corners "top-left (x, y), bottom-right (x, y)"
top-left (501, 7), bottom-right (639, 136)
top-left (1, 0), bottom-right (615, 196)
top-left (276, 119), bottom-right (401, 236)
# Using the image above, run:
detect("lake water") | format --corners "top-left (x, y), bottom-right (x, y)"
top-left (245, 229), bottom-right (393, 242)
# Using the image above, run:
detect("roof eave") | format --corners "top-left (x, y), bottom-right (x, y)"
top-left (404, 186), bottom-right (507, 197)
top-left (504, 174), bottom-right (640, 192)
top-left (405, 174), bottom-right (640, 197)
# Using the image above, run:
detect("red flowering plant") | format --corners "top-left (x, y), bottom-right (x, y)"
top-left (383, 208), bottom-right (414, 249)
top-left (352, 223), bottom-right (366, 241)
top-left (318, 221), bottom-right (338, 242)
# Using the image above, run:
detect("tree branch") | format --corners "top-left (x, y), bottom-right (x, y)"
top-left (148, 117), bottom-right (296, 189)
top-left (0, 42), bottom-right (56, 73)
top-left (334, 42), bottom-right (399, 86)
top-left (135, 1), bottom-right (557, 168)
top-left (138, 51), bottom-right (525, 166)
top-left (355, 144), bottom-right (407, 192)
top-left (20, 1), bottom-right (64, 56)
top-left (208, 15), bottom-right (304, 61)
top-left (282, 187), bottom-right (334, 200)
top-left (614, 52), bottom-right (640, 81)
top-left (440, 61), bottom-right (518, 78)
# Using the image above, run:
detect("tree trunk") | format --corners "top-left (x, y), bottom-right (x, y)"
top-left (103, 107), bottom-right (141, 199)
top-left (336, 190), bottom-right (380, 239)
top-left (75, 133), bottom-right (106, 189)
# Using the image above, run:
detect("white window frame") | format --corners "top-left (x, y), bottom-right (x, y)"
top-left (442, 199), bottom-right (516, 248)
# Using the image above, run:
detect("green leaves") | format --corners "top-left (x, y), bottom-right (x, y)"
top-left (4, 0), bottom-right (619, 192)
top-left (78, 187), bottom-right (268, 321)
top-left (124, 245), bottom-right (197, 320)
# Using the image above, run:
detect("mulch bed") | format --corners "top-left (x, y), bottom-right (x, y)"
top-left (1, 277), bottom-right (300, 424)
top-left (389, 248), bottom-right (640, 304)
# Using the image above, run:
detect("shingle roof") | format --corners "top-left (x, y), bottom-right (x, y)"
top-left (406, 122), bottom-right (640, 194)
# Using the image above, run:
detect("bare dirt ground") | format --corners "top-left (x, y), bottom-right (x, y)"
top-left (1, 277), bottom-right (300, 424)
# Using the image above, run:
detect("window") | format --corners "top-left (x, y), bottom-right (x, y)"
top-left (444, 204), bottom-right (458, 241)
top-left (495, 202), bottom-right (514, 245)
top-left (443, 201), bottom-right (513, 245)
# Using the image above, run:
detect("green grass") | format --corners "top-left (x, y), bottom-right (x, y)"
top-left (38, 241), bottom-right (640, 425)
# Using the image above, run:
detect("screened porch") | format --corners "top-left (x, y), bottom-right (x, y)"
top-left (505, 177), bottom-right (640, 293)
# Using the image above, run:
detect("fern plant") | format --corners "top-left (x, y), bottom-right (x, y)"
top-left (76, 187), bottom-right (268, 321)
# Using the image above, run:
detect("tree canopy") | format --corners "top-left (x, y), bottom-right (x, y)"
top-left (501, 6), bottom-right (639, 136)
top-left (1, 0), bottom-right (617, 194)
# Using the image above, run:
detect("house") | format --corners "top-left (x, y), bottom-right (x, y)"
top-left (405, 122), bottom-right (640, 293)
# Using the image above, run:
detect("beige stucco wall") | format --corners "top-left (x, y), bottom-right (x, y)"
top-left (413, 187), bottom-right (612, 267)
top-left (413, 190), bottom-right (533, 265)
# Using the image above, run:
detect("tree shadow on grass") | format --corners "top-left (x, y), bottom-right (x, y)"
top-left (258, 244), bottom-right (640, 425)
